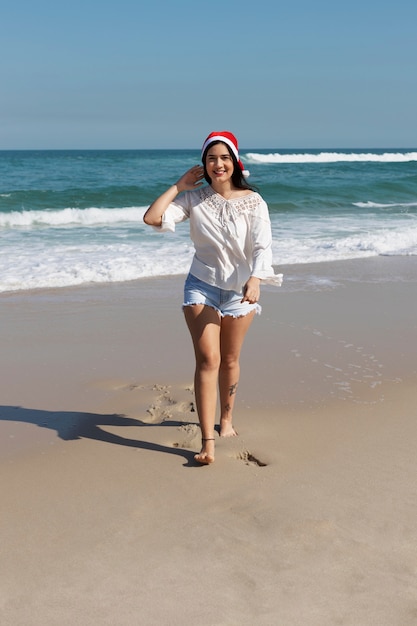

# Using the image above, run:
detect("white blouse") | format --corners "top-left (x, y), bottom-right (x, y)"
top-left (155, 185), bottom-right (283, 293)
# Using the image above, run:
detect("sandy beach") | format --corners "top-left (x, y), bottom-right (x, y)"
top-left (1, 256), bottom-right (417, 626)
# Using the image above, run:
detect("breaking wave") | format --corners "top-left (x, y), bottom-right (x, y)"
top-left (245, 151), bottom-right (417, 164)
top-left (0, 206), bottom-right (147, 229)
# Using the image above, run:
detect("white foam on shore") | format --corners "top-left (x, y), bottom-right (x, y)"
top-left (1, 221), bottom-right (416, 293)
top-left (0, 239), bottom-right (194, 293)
top-left (1, 206), bottom-right (417, 293)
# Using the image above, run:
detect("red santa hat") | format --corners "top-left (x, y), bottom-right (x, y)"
top-left (201, 131), bottom-right (250, 177)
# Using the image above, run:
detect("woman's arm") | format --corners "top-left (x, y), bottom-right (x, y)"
top-left (143, 165), bottom-right (204, 227)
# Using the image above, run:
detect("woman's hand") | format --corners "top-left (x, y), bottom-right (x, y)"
top-left (176, 165), bottom-right (205, 193)
top-left (144, 165), bottom-right (205, 226)
top-left (242, 276), bottom-right (261, 304)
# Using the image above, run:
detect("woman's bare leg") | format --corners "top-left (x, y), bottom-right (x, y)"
top-left (219, 311), bottom-right (256, 437)
top-left (184, 305), bottom-right (221, 463)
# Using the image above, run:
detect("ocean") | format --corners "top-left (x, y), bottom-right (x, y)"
top-left (1, 148), bottom-right (416, 294)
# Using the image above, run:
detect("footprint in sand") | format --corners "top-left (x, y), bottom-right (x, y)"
top-left (236, 449), bottom-right (268, 467)
top-left (137, 384), bottom-right (195, 424)
top-left (172, 423), bottom-right (200, 449)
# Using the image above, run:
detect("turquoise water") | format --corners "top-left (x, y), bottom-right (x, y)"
top-left (1, 149), bottom-right (416, 293)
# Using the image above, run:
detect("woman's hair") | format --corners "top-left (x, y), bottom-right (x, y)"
top-left (202, 141), bottom-right (257, 192)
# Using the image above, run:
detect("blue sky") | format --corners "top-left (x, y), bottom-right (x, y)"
top-left (2, 0), bottom-right (416, 149)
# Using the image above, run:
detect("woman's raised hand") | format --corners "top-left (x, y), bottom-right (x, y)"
top-left (176, 165), bottom-right (205, 192)
top-left (143, 165), bottom-right (205, 226)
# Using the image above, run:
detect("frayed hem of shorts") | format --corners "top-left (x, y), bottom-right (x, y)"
top-left (223, 304), bottom-right (262, 319)
top-left (182, 302), bottom-right (222, 317)
top-left (182, 302), bottom-right (262, 318)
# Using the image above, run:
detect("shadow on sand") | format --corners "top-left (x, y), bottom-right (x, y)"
top-left (0, 405), bottom-right (200, 467)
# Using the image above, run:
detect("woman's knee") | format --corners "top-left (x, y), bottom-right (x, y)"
top-left (219, 354), bottom-right (240, 372)
top-left (196, 351), bottom-right (221, 372)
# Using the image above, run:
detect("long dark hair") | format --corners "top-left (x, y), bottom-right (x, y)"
top-left (202, 141), bottom-right (257, 192)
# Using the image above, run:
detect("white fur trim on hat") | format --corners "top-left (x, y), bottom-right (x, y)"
top-left (201, 135), bottom-right (239, 161)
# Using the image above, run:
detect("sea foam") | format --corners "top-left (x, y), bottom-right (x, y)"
top-left (353, 201), bottom-right (417, 209)
top-left (0, 206), bottom-right (147, 229)
top-left (245, 151), bottom-right (417, 164)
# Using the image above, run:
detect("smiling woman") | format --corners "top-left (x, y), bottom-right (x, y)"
top-left (143, 130), bottom-right (282, 464)
top-left (205, 144), bottom-right (235, 184)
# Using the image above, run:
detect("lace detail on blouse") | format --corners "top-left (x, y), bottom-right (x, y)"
top-left (199, 186), bottom-right (261, 224)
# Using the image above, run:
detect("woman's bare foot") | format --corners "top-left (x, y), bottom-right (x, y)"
top-left (194, 438), bottom-right (215, 465)
top-left (219, 418), bottom-right (238, 437)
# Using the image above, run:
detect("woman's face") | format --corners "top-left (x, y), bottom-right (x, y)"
top-left (204, 142), bottom-right (235, 184)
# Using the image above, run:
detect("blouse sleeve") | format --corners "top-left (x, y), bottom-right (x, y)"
top-left (152, 192), bottom-right (191, 233)
top-left (250, 199), bottom-right (283, 285)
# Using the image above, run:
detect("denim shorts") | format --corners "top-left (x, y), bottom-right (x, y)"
top-left (183, 273), bottom-right (261, 318)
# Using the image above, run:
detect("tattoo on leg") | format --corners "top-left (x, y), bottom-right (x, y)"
top-left (224, 403), bottom-right (231, 412)
top-left (229, 382), bottom-right (238, 396)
